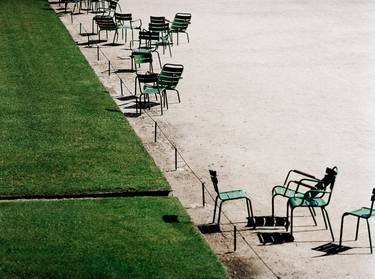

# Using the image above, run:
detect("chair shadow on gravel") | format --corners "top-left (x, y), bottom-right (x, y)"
top-left (257, 232), bottom-right (294, 245)
top-left (312, 242), bottom-right (352, 256)
top-left (198, 223), bottom-right (221, 234)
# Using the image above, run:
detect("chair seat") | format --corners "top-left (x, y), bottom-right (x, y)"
top-left (273, 186), bottom-right (304, 198)
top-left (347, 207), bottom-right (375, 218)
top-left (289, 197), bottom-right (327, 208)
top-left (142, 87), bottom-right (165, 95)
top-left (219, 189), bottom-right (248, 201)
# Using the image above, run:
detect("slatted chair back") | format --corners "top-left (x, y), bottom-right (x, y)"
top-left (150, 16), bottom-right (167, 24)
top-left (137, 30), bottom-right (160, 48)
top-left (115, 12), bottom-right (132, 22)
top-left (149, 22), bottom-right (169, 35)
top-left (157, 64), bottom-right (183, 89)
top-left (133, 52), bottom-right (153, 73)
top-left (370, 188), bottom-right (375, 212)
top-left (170, 13), bottom-right (191, 32)
top-left (209, 170), bottom-right (220, 194)
top-left (96, 16), bottom-right (117, 31)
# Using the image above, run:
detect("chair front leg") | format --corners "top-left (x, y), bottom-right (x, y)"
top-left (323, 208), bottom-right (334, 242)
top-left (217, 200), bottom-right (224, 226)
top-left (246, 198), bottom-right (255, 229)
top-left (339, 214), bottom-right (346, 247)
top-left (355, 217), bottom-right (360, 240)
top-left (308, 207), bottom-right (317, 226)
top-left (320, 207), bottom-right (327, 229)
top-left (366, 219), bottom-right (372, 254)
top-left (212, 196), bottom-right (219, 223)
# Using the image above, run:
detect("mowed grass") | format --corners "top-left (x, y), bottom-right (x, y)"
top-left (0, 197), bottom-right (228, 279)
top-left (0, 0), bottom-right (169, 196)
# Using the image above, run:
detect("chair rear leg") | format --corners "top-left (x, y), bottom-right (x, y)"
top-left (355, 217), bottom-right (360, 240)
top-left (174, 89), bottom-right (181, 103)
top-left (323, 208), bottom-right (334, 242)
top-left (246, 198), bottom-right (255, 229)
top-left (339, 214), bottom-right (346, 247)
top-left (366, 219), bottom-right (373, 254)
top-left (320, 207), bottom-right (327, 229)
top-left (217, 201), bottom-right (224, 226)
top-left (185, 32), bottom-right (189, 43)
top-left (308, 207), bottom-right (317, 226)
top-left (212, 196), bottom-right (219, 223)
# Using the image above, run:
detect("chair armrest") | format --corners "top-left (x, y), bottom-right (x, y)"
top-left (292, 169), bottom-right (316, 179)
top-left (131, 18), bottom-right (142, 29)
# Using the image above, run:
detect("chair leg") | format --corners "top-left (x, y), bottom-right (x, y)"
top-left (271, 194), bottom-right (276, 218)
top-left (308, 207), bottom-right (317, 226)
top-left (366, 219), bottom-right (372, 254)
top-left (323, 208), bottom-right (334, 242)
top-left (355, 217), bottom-right (360, 240)
top-left (174, 89), bottom-right (181, 103)
top-left (246, 198), bottom-right (255, 229)
top-left (185, 32), bottom-right (189, 43)
top-left (212, 196), bottom-right (219, 223)
top-left (339, 214), bottom-right (346, 247)
top-left (290, 207), bottom-right (294, 236)
top-left (217, 201), bottom-right (224, 225)
top-left (320, 207), bottom-right (327, 229)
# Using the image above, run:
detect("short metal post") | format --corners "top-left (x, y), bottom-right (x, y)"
top-left (79, 23), bottom-right (82, 35)
top-left (154, 122), bottom-right (157, 142)
top-left (234, 226), bottom-right (237, 251)
top-left (120, 79), bottom-right (123, 96)
top-left (108, 60), bottom-right (111, 76)
top-left (97, 46), bottom-right (99, 60)
top-left (202, 183), bottom-right (205, 207)
top-left (174, 147), bottom-right (178, 170)
top-left (87, 34), bottom-right (90, 47)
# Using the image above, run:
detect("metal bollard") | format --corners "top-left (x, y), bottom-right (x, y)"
top-left (154, 122), bottom-right (157, 143)
top-left (120, 79), bottom-right (123, 96)
top-left (79, 23), bottom-right (82, 35)
top-left (202, 183), bottom-right (205, 207)
top-left (174, 147), bottom-right (178, 170)
top-left (97, 46), bottom-right (99, 61)
top-left (108, 60), bottom-right (111, 76)
top-left (234, 226), bottom-right (237, 251)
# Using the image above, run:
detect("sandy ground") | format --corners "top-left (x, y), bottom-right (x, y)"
top-left (51, 0), bottom-right (375, 278)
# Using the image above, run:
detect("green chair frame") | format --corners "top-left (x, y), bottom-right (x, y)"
top-left (272, 167), bottom-right (338, 221)
top-left (169, 13), bottom-right (191, 45)
top-left (286, 167), bottom-right (338, 241)
top-left (209, 170), bottom-right (254, 226)
top-left (136, 73), bottom-right (165, 115)
top-left (114, 13), bottom-right (142, 43)
top-left (157, 63), bottom-right (183, 105)
top-left (95, 16), bottom-right (122, 44)
top-left (339, 188), bottom-right (375, 254)
top-left (131, 30), bottom-right (162, 68)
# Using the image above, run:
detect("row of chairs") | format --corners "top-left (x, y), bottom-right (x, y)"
top-left (89, 2), bottom-right (190, 115)
top-left (209, 167), bottom-right (374, 253)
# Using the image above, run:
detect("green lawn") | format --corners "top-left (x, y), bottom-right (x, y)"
top-left (0, 0), bottom-right (169, 196)
top-left (0, 197), bottom-right (228, 278)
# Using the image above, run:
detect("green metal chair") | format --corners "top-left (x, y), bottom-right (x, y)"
top-left (148, 22), bottom-right (172, 57)
top-left (95, 16), bottom-right (122, 44)
top-left (169, 13), bottom-right (191, 45)
top-left (339, 188), bottom-right (375, 254)
top-left (131, 30), bottom-right (162, 68)
top-left (136, 73), bottom-right (165, 115)
top-left (114, 13), bottom-right (142, 44)
top-left (272, 167), bottom-right (338, 220)
top-left (156, 63), bottom-right (183, 105)
top-left (209, 170), bottom-right (254, 226)
top-left (133, 52), bottom-right (154, 95)
top-left (286, 168), bottom-right (338, 241)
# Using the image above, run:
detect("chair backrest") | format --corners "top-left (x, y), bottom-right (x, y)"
top-left (148, 22), bottom-right (170, 35)
top-left (96, 16), bottom-right (117, 30)
top-left (137, 30), bottom-right (160, 48)
top-left (305, 166), bottom-right (338, 203)
top-left (137, 73), bottom-right (158, 84)
top-left (133, 52), bottom-right (153, 73)
top-left (115, 12), bottom-right (132, 22)
top-left (157, 64), bottom-right (184, 89)
top-left (315, 166), bottom-right (338, 191)
top-left (209, 170), bottom-right (220, 194)
top-left (170, 13), bottom-right (191, 32)
top-left (370, 188), bottom-right (375, 213)
top-left (108, 0), bottom-right (118, 14)
top-left (150, 16), bottom-right (166, 24)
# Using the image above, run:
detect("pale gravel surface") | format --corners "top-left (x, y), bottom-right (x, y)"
top-left (52, 0), bottom-right (375, 277)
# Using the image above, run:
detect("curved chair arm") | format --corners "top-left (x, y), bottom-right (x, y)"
top-left (294, 178), bottom-right (320, 193)
top-left (130, 18), bottom-right (142, 29)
